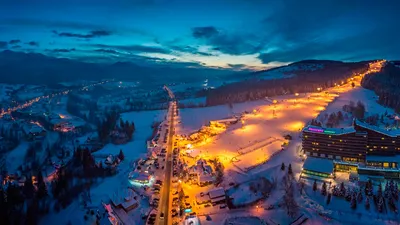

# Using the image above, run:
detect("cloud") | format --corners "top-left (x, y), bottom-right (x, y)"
top-left (46, 48), bottom-right (76, 53)
top-left (0, 41), bottom-right (7, 49)
top-left (95, 49), bottom-right (121, 54)
top-left (91, 44), bottom-right (170, 54)
top-left (11, 45), bottom-right (21, 49)
top-left (53, 30), bottom-right (112, 39)
top-left (192, 26), bottom-right (219, 39)
top-left (169, 45), bottom-right (214, 56)
top-left (9, 39), bottom-right (20, 44)
top-left (191, 26), bottom-right (266, 55)
top-left (27, 41), bottom-right (39, 46)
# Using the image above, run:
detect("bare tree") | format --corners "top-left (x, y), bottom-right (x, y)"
top-left (281, 174), bottom-right (299, 218)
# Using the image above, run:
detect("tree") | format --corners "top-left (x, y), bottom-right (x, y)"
top-left (351, 82), bottom-right (355, 88)
top-left (37, 171), bottom-right (48, 199)
top-left (357, 190), bottom-right (363, 203)
top-left (288, 164), bottom-right (293, 175)
top-left (281, 162), bottom-right (285, 171)
top-left (365, 197), bottom-right (370, 209)
top-left (118, 149), bottom-right (125, 161)
top-left (327, 193), bottom-right (332, 205)
top-left (350, 193), bottom-right (357, 209)
top-left (313, 180), bottom-right (317, 192)
top-left (321, 182), bottom-right (327, 196)
top-left (282, 175), bottom-right (298, 218)
top-left (24, 176), bottom-right (35, 199)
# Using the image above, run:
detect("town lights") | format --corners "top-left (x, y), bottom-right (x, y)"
top-left (295, 93), bottom-right (299, 96)
top-left (317, 87), bottom-right (321, 91)
top-left (273, 100), bottom-right (277, 104)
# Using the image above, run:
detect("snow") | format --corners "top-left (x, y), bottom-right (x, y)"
top-left (256, 63), bottom-right (323, 80)
top-left (302, 157), bottom-right (334, 174)
top-left (365, 155), bottom-right (400, 163)
top-left (6, 142), bottom-right (29, 173)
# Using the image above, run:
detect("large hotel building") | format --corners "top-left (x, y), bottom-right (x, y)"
top-left (301, 119), bottom-right (400, 180)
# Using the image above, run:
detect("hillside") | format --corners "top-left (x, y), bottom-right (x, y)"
top-left (206, 60), bottom-right (369, 106)
top-left (361, 61), bottom-right (400, 113)
top-left (0, 50), bottom-right (231, 86)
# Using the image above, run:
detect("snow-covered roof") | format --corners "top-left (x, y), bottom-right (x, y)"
top-left (208, 187), bottom-right (225, 199)
top-left (303, 125), bottom-right (355, 135)
top-left (366, 155), bottom-right (400, 164)
top-left (303, 157), bottom-right (334, 174)
top-left (355, 119), bottom-right (400, 137)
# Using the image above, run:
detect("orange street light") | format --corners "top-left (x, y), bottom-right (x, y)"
top-left (273, 99), bottom-right (277, 104)
top-left (295, 93), bottom-right (299, 96)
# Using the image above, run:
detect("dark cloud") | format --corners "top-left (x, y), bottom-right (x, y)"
top-left (27, 41), bottom-right (39, 46)
top-left (191, 26), bottom-right (266, 55)
top-left (9, 39), bottom-right (20, 44)
top-left (95, 49), bottom-right (120, 54)
top-left (169, 45), bottom-right (214, 56)
top-left (53, 30), bottom-right (112, 39)
top-left (91, 44), bottom-right (170, 54)
top-left (192, 26), bottom-right (219, 39)
top-left (46, 48), bottom-right (76, 53)
top-left (257, 0), bottom-right (400, 63)
top-left (11, 45), bottom-right (21, 49)
top-left (0, 41), bottom-right (7, 49)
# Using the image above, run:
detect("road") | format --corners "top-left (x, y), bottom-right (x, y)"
top-left (158, 101), bottom-right (176, 225)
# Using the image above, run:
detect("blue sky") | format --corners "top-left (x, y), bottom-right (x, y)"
top-left (0, 0), bottom-right (399, 70)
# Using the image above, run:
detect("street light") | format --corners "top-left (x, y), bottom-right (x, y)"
top-left (295, 93), bottom-right (299, 96)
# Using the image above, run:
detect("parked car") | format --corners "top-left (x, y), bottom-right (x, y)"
top-left (220, 204), bottom-right (227, 209)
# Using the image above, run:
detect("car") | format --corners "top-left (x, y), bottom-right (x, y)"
top-left (147, 221), bottom-right (155, 225)
top-left (173, 197), bottom-right (178, 201)
top-left (160, 213), bottom-right (165, 220)
top-left (200, 192), bottom-right (204, 197)
top-left (189, 212), bottom-right (196, 216)
top-left (162, 166), bottom-right (165, 169)
top-left (204, 204), bottom-right (211, 208)
top-left (185, 195), bottom-right (189, 199)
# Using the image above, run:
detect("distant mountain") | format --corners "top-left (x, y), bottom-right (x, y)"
top-left (206, 60), bottom-right (370, 106)
top-left (0, 50), bottom-right (232, 86)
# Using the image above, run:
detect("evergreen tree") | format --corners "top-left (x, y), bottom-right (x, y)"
top-left (326, 193), bottom-right (332, 205)
top-left (118, 149), bottom-right (125, 161)
top-left (281, 162), bottom-right (285, 171)
top-left (313, 180), bottom-right (317, 192)
top-left (24, 176), bottom-right (35, 199)
top-left (351, 82), bottom-right (355, 88)
top-left (37, 171), bottom-right (48, 199)
top-left (350, 193), bottom-right (357, 209)
top-left (340, 182), bottom-right (346, 196)
top-left (378, 196), bottom-right (384, 212)
top-left (365, 197), bottom-right (370, 209)
top-left (357, 190), bottom-right (363, 203)
top-left (321, 182), bottom-right (327, 196)
top-left (288, 164), bottom-right (293, 175)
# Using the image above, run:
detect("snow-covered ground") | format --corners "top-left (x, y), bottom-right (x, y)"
top-left (6, 142), bottom-right (29, 173)
top-left (179, 68), bottom-right (400, 224)
top-left (255, 63), bottom-right (323, 80)
top-left (40, 109), bottom-right (166, 225)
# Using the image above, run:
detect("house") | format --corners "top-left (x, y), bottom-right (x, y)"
top-left (208, 187), bottom-right (226, 204)
top-left (110, 189), bottom-right (139, 212)
top-left (22, 123), bottom-right (46, 141)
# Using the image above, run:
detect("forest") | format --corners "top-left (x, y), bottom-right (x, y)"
top-left (361, 62), bottom-right (400, 113)
top-left (205, 60), bottom-right (369, 106)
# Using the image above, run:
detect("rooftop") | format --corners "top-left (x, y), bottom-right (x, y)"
top-left (366, 155), bottom-right (400, 164)
top-left (355, 119), bottom-right (400, 138)
top-left (303, 125), bottom-right (355, 135)
top-left (208, 187), bottom-right (225, 199)
top-left (303, 157), bottom-right (334, 174)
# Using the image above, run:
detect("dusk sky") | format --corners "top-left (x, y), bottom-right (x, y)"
top-left (0, 0), bottom-right (399, 70)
